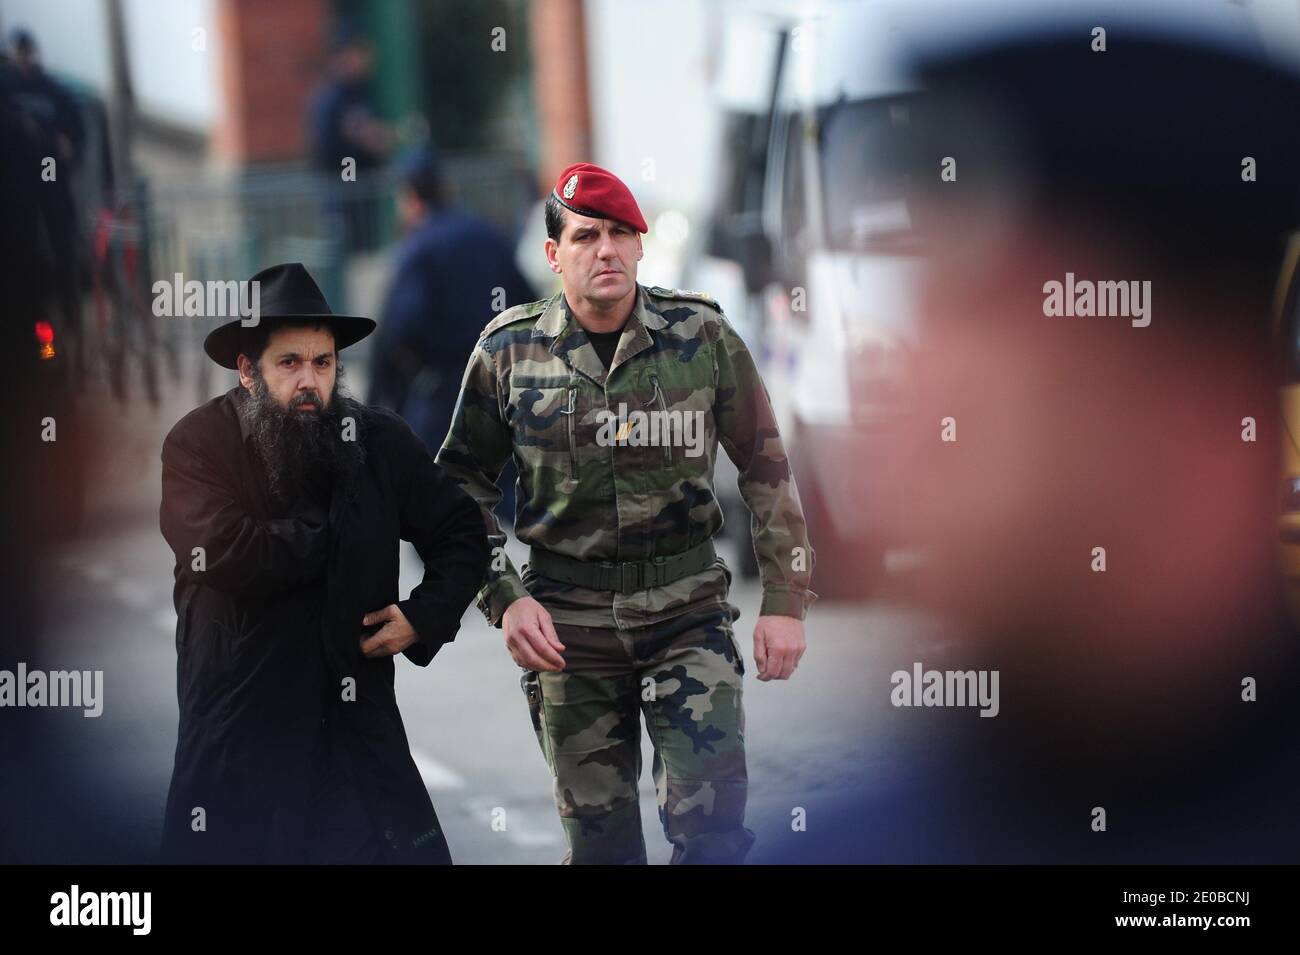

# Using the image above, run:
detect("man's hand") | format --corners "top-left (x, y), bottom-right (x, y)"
top-left (360, 604), bottom-right (419, 658)
top-left (753, 615), bottom-right (805, 681)
top-left (502, 596), bottom-right (566, 672)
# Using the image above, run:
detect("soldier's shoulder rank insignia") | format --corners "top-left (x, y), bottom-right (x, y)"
top-left (646, 285), bottom-right (722, 313)
top-left (481, 297), bottom-right (551, 337)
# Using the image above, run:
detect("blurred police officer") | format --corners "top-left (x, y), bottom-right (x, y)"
top-left (438, 163), bottom-right (816, 863)
top-left (368, 147), bottom-right (535, 473)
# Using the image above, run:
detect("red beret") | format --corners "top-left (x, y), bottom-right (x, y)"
top-left (551, 162), bottom-right (648, 234)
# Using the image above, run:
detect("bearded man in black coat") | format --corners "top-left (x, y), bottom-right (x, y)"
top-left (159, 263), bottom-right (489, 863)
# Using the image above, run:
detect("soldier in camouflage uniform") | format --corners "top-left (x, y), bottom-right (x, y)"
top-left (437, 162), bottom-right (815, 864)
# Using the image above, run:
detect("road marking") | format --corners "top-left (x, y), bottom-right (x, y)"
top-left (59, 557), bottom-right (113, 583)
top-left (409, 746), bottom-right (466, 791)
top-left (112, 580), bottom-right (154, 610)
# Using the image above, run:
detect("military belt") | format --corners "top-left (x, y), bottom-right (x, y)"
top-left (528, 540), bottom-right (717, 594)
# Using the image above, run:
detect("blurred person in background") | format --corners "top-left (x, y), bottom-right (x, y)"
top-left (368, 145), bottom-right (535, 523)
top-left (4, 27), bottom-right (85, 382)
top-left (307, 21), bottom-right (393, 256)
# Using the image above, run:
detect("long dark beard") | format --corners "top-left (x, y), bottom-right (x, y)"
top-left (237, 364), bottom-right (366, 508)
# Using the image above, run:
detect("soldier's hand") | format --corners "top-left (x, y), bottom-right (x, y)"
top-left (753, 615), bottom-right (805, 681)
top-left (360, 604), bottom-right (420, 657)
top-left (503, 596), bottom-right (566, 672)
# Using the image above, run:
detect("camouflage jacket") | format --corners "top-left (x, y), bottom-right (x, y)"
top-left (435, 282), bottom-right (816, 629)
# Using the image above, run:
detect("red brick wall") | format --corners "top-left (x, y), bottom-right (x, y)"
top-left (530, 0), bottom-right (592, 193)
top-left (213, 0), bottom-right (328, 164)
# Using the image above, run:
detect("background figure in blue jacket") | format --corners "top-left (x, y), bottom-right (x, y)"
top-left (306, 21), bottom-right (393, 256)
top-left (369, 146), bottom-right (535, 526)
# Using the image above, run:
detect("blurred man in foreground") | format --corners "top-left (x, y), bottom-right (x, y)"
top-left (758, 19), bottom-right (1300, 862)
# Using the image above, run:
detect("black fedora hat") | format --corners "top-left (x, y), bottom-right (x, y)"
top-left (203, 263), bottom-right (376, 370)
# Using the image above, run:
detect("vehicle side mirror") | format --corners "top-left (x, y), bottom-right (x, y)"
top-left (708, 211), bottom-right (774, 294)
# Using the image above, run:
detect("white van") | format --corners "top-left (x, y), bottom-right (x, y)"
top-left (756, 2), bottom-right (926, 597)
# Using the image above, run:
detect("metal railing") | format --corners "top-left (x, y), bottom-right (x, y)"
top-left (96, 154), bottom-right (535, 405)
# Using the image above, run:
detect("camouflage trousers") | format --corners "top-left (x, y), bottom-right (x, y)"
top-left (520, 607), bottom-right (756, 864)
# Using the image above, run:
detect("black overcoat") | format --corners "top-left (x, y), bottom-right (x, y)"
top-left (159, 386), bottom-right (489, 863)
